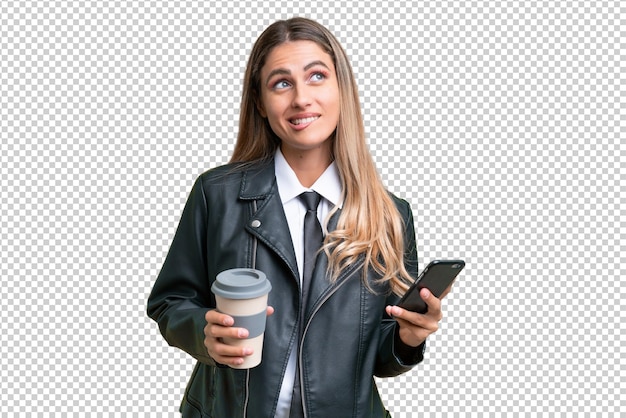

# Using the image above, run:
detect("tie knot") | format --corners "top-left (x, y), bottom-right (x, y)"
top-left (298, 191), bottom-right (321, 212)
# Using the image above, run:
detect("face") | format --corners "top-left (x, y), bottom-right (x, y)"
top-left (258, 40), bottom-right (340, 160)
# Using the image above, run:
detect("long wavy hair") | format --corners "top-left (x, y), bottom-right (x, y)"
top-left (231, 17), bottom-right (414, 295)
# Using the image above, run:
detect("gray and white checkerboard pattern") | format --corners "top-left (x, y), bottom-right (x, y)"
top-left (1, 0), bottom-right (622, 416)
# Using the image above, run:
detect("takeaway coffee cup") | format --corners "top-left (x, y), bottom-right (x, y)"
top-left (211, 268), bottom-right (272, 369)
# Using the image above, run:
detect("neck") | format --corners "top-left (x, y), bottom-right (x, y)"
top-left (280, 144), bottom-right (333, 188)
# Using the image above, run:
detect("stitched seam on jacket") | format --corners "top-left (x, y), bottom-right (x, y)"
top-left (243, 199), bottom-right (258, 418)
top-left (353, 281), bottom-right (367, 417)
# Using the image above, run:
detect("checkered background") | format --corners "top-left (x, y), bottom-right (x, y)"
top-left (1, 0), bottom-right (623, 416)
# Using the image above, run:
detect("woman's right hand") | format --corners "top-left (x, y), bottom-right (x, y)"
top-left (204, 307), bottom-right (274, 367)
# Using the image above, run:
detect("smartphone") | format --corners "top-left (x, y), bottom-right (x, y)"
top-left (397, 260), bottom-right (465, 313)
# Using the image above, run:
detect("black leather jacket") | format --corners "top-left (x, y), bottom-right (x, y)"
top-left (147, 159), bottom-right (424, 417)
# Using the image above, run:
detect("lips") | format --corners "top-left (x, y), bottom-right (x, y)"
top-left (289, 115), bottom-right (320, 126)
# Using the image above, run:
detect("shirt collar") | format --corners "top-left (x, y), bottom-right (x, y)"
top-left (274, 148), bottom-right (343, 208)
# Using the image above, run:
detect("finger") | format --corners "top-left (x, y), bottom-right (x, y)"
top-left (387, 305), bottom-right (435, 329)
top-left (386, 305), bottom-right (420, 323)
top-left (266, 306), bottom-right (275, 316)
top-left (204, 310), bottom-right (249, 340)
top-left (394, 314), bottom-right (439, 333)
top-left (212, 339), bottom-right (254, 357)
top-left (421, 288), bottom-right (443, 321)
top-left (206, 322), bottom-right (249, 340)
top-left (205, 309), bottom-right (235, 327)
top-left (206, 338), bottom-right (254, 366)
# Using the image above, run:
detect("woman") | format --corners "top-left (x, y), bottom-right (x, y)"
top-left (148, 17), bottom-right (448, 418)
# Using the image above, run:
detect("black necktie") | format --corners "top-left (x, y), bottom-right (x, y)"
top-left (291, 191), bottom-right (323, 417)
top-left (298, 191), bottom-right (323, 306)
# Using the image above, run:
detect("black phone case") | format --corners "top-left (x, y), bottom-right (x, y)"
top-left (397, 260), bottom-right (465, 313)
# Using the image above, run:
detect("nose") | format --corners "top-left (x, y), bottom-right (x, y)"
top-left (291, 84), bottom-right (312, 108)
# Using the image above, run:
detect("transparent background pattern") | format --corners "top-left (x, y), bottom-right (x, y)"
top-left (1, 1), bottom-right (623, 416)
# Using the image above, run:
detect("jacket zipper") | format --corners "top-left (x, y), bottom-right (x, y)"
top-left (297, 262), bottom-right (361, 418)
top-left (243, 369), bottom-right (251, 417)
top-left (243, 200), bottom-right (259, 418)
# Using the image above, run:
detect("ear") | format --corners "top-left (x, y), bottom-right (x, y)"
top-left (256, 98), bottom-right (267, 118)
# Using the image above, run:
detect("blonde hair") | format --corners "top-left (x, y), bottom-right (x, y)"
top-left (231, 17), bottom-right (414, 295)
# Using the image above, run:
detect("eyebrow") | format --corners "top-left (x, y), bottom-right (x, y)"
top-left (265, 60), bottom-right (331, 86)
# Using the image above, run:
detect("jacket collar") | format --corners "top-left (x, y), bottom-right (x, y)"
top-left (239, 159), bottom-right (276, 200)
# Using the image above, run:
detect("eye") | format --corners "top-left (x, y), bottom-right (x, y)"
top-left (272, 80), bottom-right (291, 90)
top-left (309, 72), bottom-right (327, 82)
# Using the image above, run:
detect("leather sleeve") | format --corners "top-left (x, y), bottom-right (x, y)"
top-left (147, 176), bottom-right (216, 365)
top-left (374, 197), bottom-right (425, 377)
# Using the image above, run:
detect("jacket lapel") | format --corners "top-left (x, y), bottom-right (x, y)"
top-left (304, 210), bottom-right (363, 319)
top-left (239, 160), bottom-right (356, 316)
top-left (240, 161), bottom-right (299, 281)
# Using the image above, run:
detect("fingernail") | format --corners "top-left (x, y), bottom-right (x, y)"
top-left (238, 329), bottom-right (249, 338)
top-left (243, 348), bottom-right (253, 356)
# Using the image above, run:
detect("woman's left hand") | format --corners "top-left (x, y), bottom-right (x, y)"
top-left (385, 285), bottom-right (452, 347)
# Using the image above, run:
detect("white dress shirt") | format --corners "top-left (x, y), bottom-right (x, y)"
top-left (273, 148), bottom-right (342, 418)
